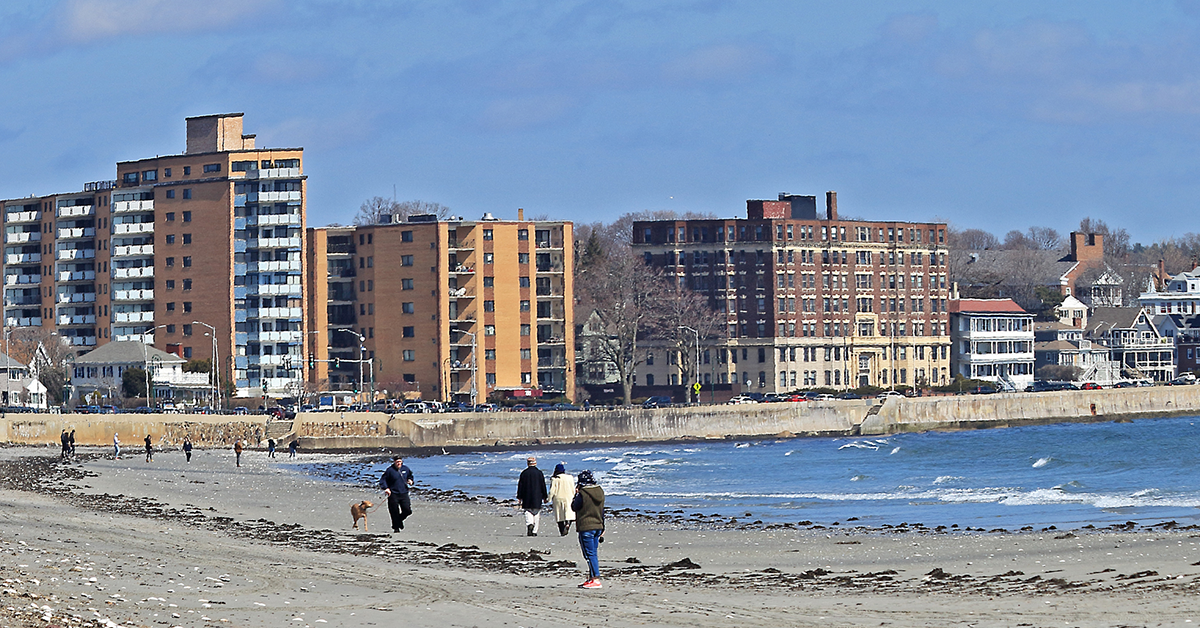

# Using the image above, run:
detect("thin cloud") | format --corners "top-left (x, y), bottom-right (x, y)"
top-left (57, 0), bottom-right (278, 43)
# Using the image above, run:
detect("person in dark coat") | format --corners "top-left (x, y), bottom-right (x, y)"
top-left (516, 456), bottom-right (549, 537)
top-left (68, 430), bottom-right (76, 456)
top-left (60, 430), bottom-right (69, 458)
top-left (379, 455), bottom-right (415, 532)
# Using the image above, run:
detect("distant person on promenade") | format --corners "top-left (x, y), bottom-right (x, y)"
top-left (234, 440), bottom-right (244, 467)
top-left (549, 463), bottom-right (576, 536)
top-left (288, 439), bottom-right (299, 458)
top-left (572, 470), bottom-right (605, 589)
top-left (183, 437), bottom-right (193, 463)
top-left (113, 433), bottom-right (120, 460)
top-left (144, 435), bottom-right (153, 462)
top-left (268, 438), bottom-right (276, 458)
top-left (68, 430), bottom-right (76, 456)
top-left (379, 455), bottom-right (415, 532)
top-left (516, 456), bottom-right (549, 537)
top-left (60, 430), bottom-right (69, 458)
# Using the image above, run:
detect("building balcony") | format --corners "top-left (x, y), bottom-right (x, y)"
top-left (247, 354), bottom-right (293, 366)
top-left (56, 227), bottom-right (95, 239)
top-left (244, 167), bottom-right (301, 180)
top-left (4, 298), bottom-right (40, 307)
top-left (449, 265), bottom-right (475, 274)
top-left (69, 336), bottom-right (97, 347)
top-left (448, 239), bottom-right (474, 251)
top-left (537, 357), bottom-right (569, 368)
top-left (113, 311), bottom-right (154, 323)
top-left (111, 266), bottom-right (152, 279)
top-left (245, 283), bottom-right (301, 296)
top-left (56, 292), bottom-right (96, 304)
top-left (57, 249), bottom-right (96, 260)
top-left (537, 335), bottom-right (567, 345)
top-left (112, 289), bottom-right (153, 301)
top-left (4, 274), bottom-right (39, 286)
top-left (112, 244), bottom-right (153, 257)
top-left (57, 270), bottom-right (96, 282)
top-left (4, 253), bottom-right (39, 264)
top-left (535, 287), bottom-right (564, 297)
top-left (247, 213), bottom-right (302, 226)
top-left (56, 205), bottom-right (94, 218)
top-left (112, 222), bottom-right (154, 235)
top-left (535, 263), bottom-right (564, 273)
top-left (113, 333), bottom-right (153, 343)
top-left (535, 240), bottom-right (563, 250)
top-left (57, 314), bottom-right (96, 325)
top-left (4, 317), bottom-right (40, 327)
top-left (4, 211), bottom-right (40, 223)
top-left (448, 287), bottom-right (474, 298)
top-left (246, 237), bottom-right (301, 249)
top-left (248, 259), bottom-right (301, 272)
top-left (245, 191), bottom-right (302, 203)
top-left (111, 200), bottom-right (154, 213)
top-left (246, 307), bottom-right (302, 319)
top-left (4, 231), bottom-right (39, 243)
top-left (247, 330), bottom-right (304, 343)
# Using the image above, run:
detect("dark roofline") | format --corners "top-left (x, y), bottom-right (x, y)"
top-left (116, 148), bottom-right (304, 166)
top-left (185, 112), bottom-right (245, 120)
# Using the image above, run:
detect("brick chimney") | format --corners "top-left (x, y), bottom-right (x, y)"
top-left (1069, 231), bottom-right (1103, 263)
top-left (517, 208), bottom-right (524, 221)
top-left (825, 191), bottom-right (838, 221)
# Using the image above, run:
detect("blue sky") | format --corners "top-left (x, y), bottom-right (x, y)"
top-left (1, 1), bottom-right (1199, 241)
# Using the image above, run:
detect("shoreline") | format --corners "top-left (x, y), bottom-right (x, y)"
top-left (4, 447), bottom-right (1200, 627)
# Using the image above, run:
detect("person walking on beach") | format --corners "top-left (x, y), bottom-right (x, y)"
top-left (268, 438), bottom-right (276, 458)
top-left (379, 455), bottom-right (415, 532)
top-left (288, 439), bottom-right (298, 458)
top-left (144, 435), bottom-right (153, 463)
top-left (113, 432), bottom-right (120, 460)
top-left (60, 430), bottom-right (69, 458)
top-left (68, 430), bottom-right (76, 456)
top-left (572, 470), bottom-right (605, 589)
top-left (516, 456), bottom-right (549, 537)
top-left (549, 463), bottom-right (576, 536)
top-left (234, 440), bottom-right (244, 467)
top-left (183, 437), bottom-right (193, 463)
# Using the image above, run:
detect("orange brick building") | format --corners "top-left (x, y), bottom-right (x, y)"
top-left (306, 212), bottom-right (574, 402)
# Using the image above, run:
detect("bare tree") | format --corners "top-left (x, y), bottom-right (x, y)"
top-left (354, 197), bottom-right (452, 226)
top-left (1027, 226), bottom-right (1064, 251)
top-left (657, 282), bottom-right (726, 402)
top-left (7, 328), bottom-right (73, 404)
top-left (948, 227), bottom-right (999, 250)
top-left (576, 249), bottom-right (669, 406)
top-left (1001, 230), bottom-right (1031, 250)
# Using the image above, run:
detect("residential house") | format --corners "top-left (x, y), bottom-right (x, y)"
top-left (1084, 307), bottom-right (1175, 382)
top-left (71, 341), bottom-right (211, 407)
top-left (949, 298), bottom-right (1035, 390)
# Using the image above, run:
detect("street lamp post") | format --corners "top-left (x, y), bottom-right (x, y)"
top-left (678, 325), bottom-right (699, 403)
top-left (145, 324), bottom-right (168, 408)
top-left (334, 328), bottom-right (373, 403)
top-left (192, 321), bottom-right (219, 410)
top-left (2, 326), bottom-right (11, 408)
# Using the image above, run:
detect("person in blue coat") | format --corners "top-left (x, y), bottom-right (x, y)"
top-left (379, 455), bottom-right (415, 532)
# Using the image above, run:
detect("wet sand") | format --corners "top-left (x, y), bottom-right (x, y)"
top-left (3, 445), bottom-right (1200, 627)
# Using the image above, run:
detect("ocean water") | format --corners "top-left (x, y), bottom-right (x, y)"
top-left (312, 415), bottom-right (1200, 530)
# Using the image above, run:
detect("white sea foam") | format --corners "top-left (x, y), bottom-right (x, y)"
top-left (1032, 457), bottom-right (1051, 468)
top-left (933, 476), bottom-right (963, 485)
top-left (784, 450), bottom-right (795, 456)
top-left (839, 442), bottom-right (880, 451)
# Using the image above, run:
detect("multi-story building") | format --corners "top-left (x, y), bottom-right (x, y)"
top-left (3, 113), bottom-right (306, 398)
top-left (1033, 321), bottom-right (1117, 384)
top-left (948, 298), bottom-right (1034, 390)
top-left (1085, 307), bottom-right (1175, 382)
top-left (306, 210), bottom-right (574, 402)
top-left (632, 192), bottom-right (951, 392)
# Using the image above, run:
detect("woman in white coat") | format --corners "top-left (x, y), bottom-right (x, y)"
top-left (549, 463), bottom-right (576, 536)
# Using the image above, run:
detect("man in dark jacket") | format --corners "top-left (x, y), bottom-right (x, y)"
top-left (516, 456), bottom-right (549, 536)
top-left (379, 455), bottom-right (415, 532)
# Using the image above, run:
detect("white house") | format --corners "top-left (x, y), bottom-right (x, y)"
top-left (71, 341), bottom-right (212, 407)
top-left (0, 352), bottom-right (47, 409)
top-left (949, 298), bottom-right (1035, 390)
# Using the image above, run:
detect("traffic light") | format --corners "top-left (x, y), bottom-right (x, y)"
top-left (308, 356), bottom-right (315, 369)
top-left (261, 379), bottom-right (268, 393)
top-left (333, 357), bottom-right (341, 368)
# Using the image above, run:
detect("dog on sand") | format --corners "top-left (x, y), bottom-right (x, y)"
top-left (350, 500), bottom-right (374, 531)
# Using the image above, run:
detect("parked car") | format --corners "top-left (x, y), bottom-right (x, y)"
top-left (472, 403), bottom-right (498, 412)
top-left (553, 403), bottom-right (581, 411)
top-left (877, 390), bottom-right (904, 399)
top-left (641, 396), bottom-right (673, 408)
top-left (510, 404), bottom-right (528, 412)
top-left (727, 395), bottom-right (757, 404)
top-left (814, 394), bottom-right (835, 401)
top-left (1170, 374), bottom-right (1197, 386)
top-left (1028, 380), bottom-right (1080, 392)
top-left (267, 406), bottom-right (296, 420)
top-left (837, 392), bottom-right (862, 400)
top-left (1080, 382), bottom-right (1102, 390)
top-left (779, 393), bottom-right (807, 402)
top-left (969, 385), bottom-right (999, 395)
top-left (1113, 381), bottom-right (1135, 388)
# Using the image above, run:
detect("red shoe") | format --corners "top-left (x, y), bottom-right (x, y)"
top-left (580, 579), bottom-right (602, 589)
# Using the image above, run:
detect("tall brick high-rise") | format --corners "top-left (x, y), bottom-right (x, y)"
top-left (2, 113), bottom-right (306, 398)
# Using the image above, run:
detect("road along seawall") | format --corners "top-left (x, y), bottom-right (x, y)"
top-left (4, 386), bottom-right (1200, 450)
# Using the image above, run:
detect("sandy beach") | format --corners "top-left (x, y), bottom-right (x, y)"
top-left (2, 445), bottom-right (1200, 627)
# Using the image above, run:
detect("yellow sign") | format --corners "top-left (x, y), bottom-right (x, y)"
top-left (692, 382), bottom-right (702, 393)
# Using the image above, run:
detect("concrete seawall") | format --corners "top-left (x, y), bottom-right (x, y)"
top-left (6, 386), bottom-right (1200, 451)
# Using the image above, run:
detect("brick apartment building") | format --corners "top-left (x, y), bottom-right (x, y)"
top-left (2, 113), bottom-right (306, 398)
top-left (306, 211), bottom-right (574, 402)
top-left (631, 192), bottom-right (951, 392)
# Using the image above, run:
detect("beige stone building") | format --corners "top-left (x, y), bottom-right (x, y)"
top-left (306, 212), bottom-right (574, 402)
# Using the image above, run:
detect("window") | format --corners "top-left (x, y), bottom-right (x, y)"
top-left (520, 300), bottom-right (530, 312)
top-left (484, 300), bottom-right (494, 312)
top-left (485, 349), bottom-right (496, 360)
top-left (519, 276), bottom-right (530, 288)
top-left (401, 230), bottom-right (413, 242)
top-left (403, 350), bottom-right (415, 361)
top-left (166, 324), bottom-right (176, 334)
top-left (402, 326), bottom-right (415, 338)
top-left (483, 276), bottom-right (493, 287)
top-left (520, 324), bottom-right (530, 336)
top-left (182, 256), bottom-right (192, 267)
top-left (166, 257), bottom-right (175, 267)
top-left (183, 279), bottom-right (192, 290)
top-left (402, 302), bottom-right (414, 314)
top-left (520, 348), bottom-right (531, 359)
top-left (518, 253), bottom-right (529, 264)
top-left (484, 253), bottom-right (494, 264)
top-left (164, 168), bottom-right (172, 177)
top-left (166, 190), bottom-right (175, 199)
top-left (486, 373), bottom-right (496, 385)
top-left (183, 324), bottom-right (193, 336)
top-left (183, 211), bottom-right (191, 222)
top-left (402, 278), bottom-right (413, 290)
top-left (401, 255), bottom-right (413, 266)
top-left (518, 229), bottom-right (528, 241)
top-left (182, 233), bottom-right (192, 244)
top-left (142, 170), bottom-right (157, 182)
top-left (166, 302), bottom-right (175, 311)
top-left (166, 280), bottom-right (176, 290)
top-left (166, 212), bottom-right (175, 222)
top-left (483, 229), bottom-right (493, 241)
top-left (231, 161), bottom-right (255, 172)
top-left (203, 163), bottom-right (220, 173)
top-left (183, 166), bottom-right (191, 176)
top-left (183, 347), bottom-right (193, 358)
top-left (166, 235), bottom-right (176, 244)
top-left (484, 325), bottom-right (496, 336)
top-left (182, 189), bottom-right (191, 200)
top-left (183, 301), bottom-right (192, 313)
top-left (522, 372), bottom-right (532, 384)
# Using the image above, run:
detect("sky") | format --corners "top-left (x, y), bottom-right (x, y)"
top-left (1, 1), bottom-right (1200, 242)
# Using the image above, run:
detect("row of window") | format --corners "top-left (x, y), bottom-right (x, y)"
top-left (647, 223), bottom-right (947, 246)
top-left (661, 249), bottom-right (947, 268)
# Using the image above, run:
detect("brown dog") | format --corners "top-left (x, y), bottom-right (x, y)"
top-left (350, 500), bottom-right (374, 531)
